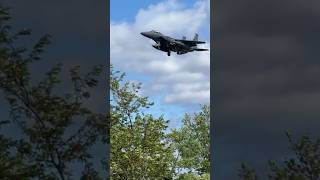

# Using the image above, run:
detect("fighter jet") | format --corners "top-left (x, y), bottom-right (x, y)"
top-left (140, 30), bottom-right (208, 56)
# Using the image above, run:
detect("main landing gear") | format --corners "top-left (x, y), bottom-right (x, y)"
top-left (167, 51), bottom-right (171, 56)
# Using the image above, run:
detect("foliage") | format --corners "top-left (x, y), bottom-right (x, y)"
top-left (239, 163), bottom-right (258, 180)
top-left (176, 173), bottom-right (210, 180)
top-left (170, 105), bottom-right (210, 179)
top-left (239, 133), bottom-right (320, 180)
top-left (0, 133), bottom-right (42, 179)
top-left (110, 66), bottom-right (174, 179)
top-left (110, 65), bottom-right (211, 179)
top-left (0, 5), bottom-right (107, 179)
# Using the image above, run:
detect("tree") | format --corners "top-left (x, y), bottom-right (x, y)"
top-left (0, 5), bottom-right (107, 179)
top-left (0, 122), bottom-right (42, 179)
top-left (170, 105), bottom-right (210, 179)
top-left (110, 66), bottom-right (175, 179)
top-left (238, 163), bottom-right (258, 180)
top-left (239, 133), bottom-right (320, 180)
top-left (110, 66), bottom-right (211, 179)
top-left (176, 172), bottom-right (210, 180)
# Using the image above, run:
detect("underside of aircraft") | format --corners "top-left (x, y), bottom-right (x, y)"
top-left (141, 30), bottom-right (208, 56)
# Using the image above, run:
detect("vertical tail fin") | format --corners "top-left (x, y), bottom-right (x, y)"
top-left (193, 33), bottom-right (198, 41)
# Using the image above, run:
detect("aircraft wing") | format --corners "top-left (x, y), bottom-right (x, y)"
top-left (160, 37), bottom-right (186, 48)
top-left (176, 39), bottom-right (206, 46)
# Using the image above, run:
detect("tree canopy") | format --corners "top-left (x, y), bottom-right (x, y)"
top-left (110, 66), bottom-right (210, 179)
top-left (239, 133), bottom-right (320, 180)
top-left (0, 5), bottom-right (107, 179)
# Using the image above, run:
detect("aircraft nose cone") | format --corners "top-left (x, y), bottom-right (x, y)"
top-left (141, 31), bottom-right (151, 38)
top-left (140, 32), bottom-right (147, 37)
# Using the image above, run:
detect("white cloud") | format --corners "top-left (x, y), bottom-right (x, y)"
top-left (164, 89), bottom-right (210, 104)
top-left (111, 0), bottom-right (210, 105)
top-left (134, 0), bottom-right (208, 37)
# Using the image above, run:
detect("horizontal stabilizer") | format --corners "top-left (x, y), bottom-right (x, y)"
top-left (194, 48), bottom-right (208, 51)
top-left (178, 40), bottom-right (206, 44)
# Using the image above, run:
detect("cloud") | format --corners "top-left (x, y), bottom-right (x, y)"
top-left (134, 0), bottom-right (209, 37)
top-left (111, 0), bottom-right (210, 105)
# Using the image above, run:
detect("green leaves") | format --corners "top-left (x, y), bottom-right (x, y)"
top-left (110, 66), bottom-right (211, 179)
top-left (170, 105), bottom-right (210, 178)
top-left (0, 5), bottom-right (107, 179)
top-left (239, 163), bottom-right (259, 180)
top-left (110, 66), bottom-right (173, 179)
top-left (239, 134), bottom-right (320, 180)
top-left (28, 34), bottom-right (52, 61)
top-left (0, 6), bottom-right (11, 22)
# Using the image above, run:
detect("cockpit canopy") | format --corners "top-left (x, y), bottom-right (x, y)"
top-left (151, 30), bottom-right (161, 34)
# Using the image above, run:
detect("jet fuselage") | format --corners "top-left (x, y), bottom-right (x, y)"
top-left (141, 30), bottom-right (207, 56)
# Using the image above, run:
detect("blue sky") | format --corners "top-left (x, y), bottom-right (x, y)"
top-left (110, 0), bottom-right (210, 129)
top-left (111, 0), bottom-right (198, 22)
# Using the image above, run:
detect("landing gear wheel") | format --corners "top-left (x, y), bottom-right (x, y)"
top-left (167, 51), bottom-right (171, 56)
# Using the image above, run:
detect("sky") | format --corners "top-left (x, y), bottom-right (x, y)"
top-left (110, 0), bottom-right (210, 129)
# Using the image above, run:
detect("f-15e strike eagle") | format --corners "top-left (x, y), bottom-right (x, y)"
top-left (140, 30), bottom-right (208, 56)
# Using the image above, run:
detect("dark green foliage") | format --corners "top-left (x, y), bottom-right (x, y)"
top-left (0, 134), bottom-right (42, 179)
top-left (239, 133), bottom-right (320, 180)
top-left (239, 163), bottom-right (258, 180)
top-left (0, 5), bottom-right (107, 179)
